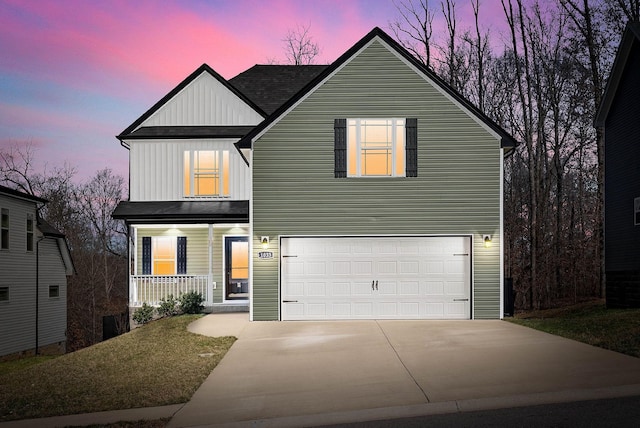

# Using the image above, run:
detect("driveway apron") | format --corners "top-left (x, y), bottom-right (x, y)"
top-left (168, 319), bottom-right (640, 427)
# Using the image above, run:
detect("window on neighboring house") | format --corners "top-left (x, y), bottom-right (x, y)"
top-left (26, 214), bottom-right (34, 252)
top-left (49, 285), bottom-right (60, 298)
top-left (1, 208), bottom-right (8, 250)
top-left (183, 150), bottom-right (230, 197)
top-left (0, 286), bottom-right (8, 302)
top-left (142, 236), bottom-right (187, 275)
top-left (635, 197), bottom-right (640, 226)
top-left (334, 118), bottom-right (417, 178)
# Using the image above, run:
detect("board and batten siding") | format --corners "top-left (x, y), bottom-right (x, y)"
top-left (252, 39), bottom-right (503, 320)
top-left (127, 139), bottom-right (250, 202)
top-left (139, 73), bottom-right (263, 127)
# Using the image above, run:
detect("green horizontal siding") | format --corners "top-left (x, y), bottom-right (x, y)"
top-left (253, 39), bottom-right (502, 320)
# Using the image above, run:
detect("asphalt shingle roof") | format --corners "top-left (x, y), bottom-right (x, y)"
top-left (229, 65), bottom-right (328, 115)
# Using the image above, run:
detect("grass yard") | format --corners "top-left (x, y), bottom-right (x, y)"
top-left (508, 300), bottom-right (640, 358)
top-left (0, 315), bottom-right (235, 422)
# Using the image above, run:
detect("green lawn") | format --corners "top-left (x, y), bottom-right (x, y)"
top-left (508, 300), bottom-right (640, 358)
top-left (0, 315), bottom-right (235, 422)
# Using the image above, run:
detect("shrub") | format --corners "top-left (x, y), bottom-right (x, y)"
top-left (132, 303), bottom-right (155, 325)
top-left (179, 291), bottom-right (205, 314)
top-left (157, 294), bottom-right (180, 318)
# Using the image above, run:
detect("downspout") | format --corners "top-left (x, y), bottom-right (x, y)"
top-left (35, 235), bottom-right (46, 355)
top-left (34, 202), bottom-right (46, 355)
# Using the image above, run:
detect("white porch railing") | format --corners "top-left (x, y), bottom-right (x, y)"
top-left (130, 275), bottom-right (215, 307)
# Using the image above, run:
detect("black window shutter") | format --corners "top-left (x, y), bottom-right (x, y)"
top-left (405, 118), bottom-right (418, 177)
top-left (334, 118), bottom-right (347, 178)
top-left (177, 236), bottom-right (187, 275)
top-left (142, 237), bottom-right (151, 275)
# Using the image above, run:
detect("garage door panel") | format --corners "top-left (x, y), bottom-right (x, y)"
top-left (281, 236), bottom-right (471, 320)
top-left (399, 281), bottom-right (420, 295)
top-left (353, 281), bottom-right (374, 296)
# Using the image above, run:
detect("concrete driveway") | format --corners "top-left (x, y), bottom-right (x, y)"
top-left (169, 316), bottom-right (640, 427)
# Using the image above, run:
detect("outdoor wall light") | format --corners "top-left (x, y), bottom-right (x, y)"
top-left (483, 235), bottom-right (492, 248)
top-left (261, 236), bottom-right (270, 249)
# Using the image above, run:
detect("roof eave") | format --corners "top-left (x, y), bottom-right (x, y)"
top-left (118, 64), bottom-right (267, 139)
top-left (238, 27), bottom-right (517, 150)
top-left (594, 22), bottom-right (640, 127)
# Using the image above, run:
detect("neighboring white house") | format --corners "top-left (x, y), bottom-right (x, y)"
top-left (0, 185), bottom-right (74, 358)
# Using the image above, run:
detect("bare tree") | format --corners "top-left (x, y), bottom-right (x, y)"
top-left (283, 23), bottom-right (321, 65)
top-left (390, 0), bottom-right (435, 68)
top-left (1, 143), bottom-right (128, 349)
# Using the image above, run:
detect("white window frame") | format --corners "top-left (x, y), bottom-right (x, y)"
top-left (347, 118), bottom-right (406, 177)
top-left (152, 236), bottom-right (177, 275)
top-left (1, 208), bottom-right (8, 250)
top-left (26, 213), bottom-right (34, 252)
top-left (49, 285), bottom-right (60, 299)
top-left (183, 150), bottom-right (230, 198)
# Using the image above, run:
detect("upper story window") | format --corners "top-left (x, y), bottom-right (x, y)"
top-left (1, 208), bottom-right (8, 250)
top-left (635, 197), bottom-right (640, 226)
top-left (183, 150), bottom-right (230, 198)
top-left (26, 214), bottom-right (34, 252)
top-left (335, 118), bottom-right (417, 178)
top-left (348, 118), bottom-right (405, 177)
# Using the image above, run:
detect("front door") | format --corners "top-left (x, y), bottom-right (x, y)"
top-left (225, 236), bottom-right (249, 301)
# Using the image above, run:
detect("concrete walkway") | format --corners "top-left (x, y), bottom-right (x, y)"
top-left (3, 314), bottom-right (640, 428)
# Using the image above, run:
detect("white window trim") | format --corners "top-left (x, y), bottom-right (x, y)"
top-left (183, 149), bottom-right (230, 199)
top-left (26, 213), bottom-right (34, 253)
top-left (48, 285), bottom-right (60, 299)
top-left (1, 208), bottom-right (9, 250)
top-left (152, 236), bottom-right (177, 275)
top-left (347, 118), bottom-right (406, 177)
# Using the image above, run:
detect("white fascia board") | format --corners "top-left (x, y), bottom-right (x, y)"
top-left (249, 39), bottom-right (379, 145)
top-left (376, 38), bottom-right (504, 144)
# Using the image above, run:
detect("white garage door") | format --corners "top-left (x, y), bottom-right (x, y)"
top-left (281, 236), bottom-right (471, 320)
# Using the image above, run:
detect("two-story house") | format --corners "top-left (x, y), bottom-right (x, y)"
top-left (114, 27), bottom-right (515, 320)
top-left (0, 185), bottom-right (74, 358)
top-left (595, 22), bottom-right (640, 308)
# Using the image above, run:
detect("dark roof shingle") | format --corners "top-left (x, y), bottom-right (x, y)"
top-left (229, 65), bottom-right (328, 115)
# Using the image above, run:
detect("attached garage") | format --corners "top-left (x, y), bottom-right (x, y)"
top-left (280, 236), bottom-right (472, 320)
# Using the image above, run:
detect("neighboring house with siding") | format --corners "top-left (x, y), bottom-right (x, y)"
top-left (0, 185), bottom-right (74, 358)
top-left (113, 27), bottom-right (515, 320)
top-left (594, 22), bottom-right (640, 308)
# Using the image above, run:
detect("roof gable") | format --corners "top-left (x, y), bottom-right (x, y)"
top-left (595, 22), bottom-right (640, 127)
top-left (229, 65), bottom-right (328, 115)
top-left (239, 27), bottom-right (516, 151)
top-left (118, 64), bottom-right (265, 139)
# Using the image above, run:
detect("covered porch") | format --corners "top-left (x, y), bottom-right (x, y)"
top-left (112, 200), bottom-right (250, 310)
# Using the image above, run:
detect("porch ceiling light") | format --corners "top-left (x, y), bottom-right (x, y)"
top-left (483, 235), bottom-right (492, 248)
top-left (261, 236), bottom-right (270, 249)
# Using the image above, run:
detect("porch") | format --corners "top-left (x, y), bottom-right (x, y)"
top-left (130, 275), bottom-right (214, 307)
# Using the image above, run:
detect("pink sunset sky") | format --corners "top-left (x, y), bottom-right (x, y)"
top-left (0, 0), bottom-right (509, 183)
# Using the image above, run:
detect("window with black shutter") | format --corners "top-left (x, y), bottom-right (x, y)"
top-left (335, 118), bottom-right (417, 177)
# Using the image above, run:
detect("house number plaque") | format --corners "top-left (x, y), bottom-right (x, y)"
top-left (258, 251), bottom-right (274, 259)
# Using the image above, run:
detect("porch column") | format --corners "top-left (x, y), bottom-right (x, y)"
top-left (207, 224), bottom-right (214, 305)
